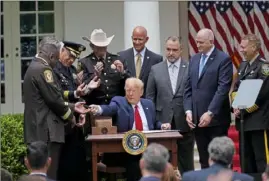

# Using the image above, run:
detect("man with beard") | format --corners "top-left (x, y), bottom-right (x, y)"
top-left (146, 36), bottom-right (194, 174)
top-left (53, 41), bottom-right (101, 181)
top-left (23, 36), bottom-right (90, 180)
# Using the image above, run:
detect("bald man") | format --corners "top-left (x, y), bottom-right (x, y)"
top-left (184, 28), bottom-right (233, 168)
top-left (118, 26), bottom-right (163, 96)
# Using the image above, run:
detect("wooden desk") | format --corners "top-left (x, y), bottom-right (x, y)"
top-left (86, 131), bottom-right (182, 181)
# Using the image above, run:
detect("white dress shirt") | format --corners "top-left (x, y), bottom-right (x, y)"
top-left (132, 101), bottom-right (149, 131)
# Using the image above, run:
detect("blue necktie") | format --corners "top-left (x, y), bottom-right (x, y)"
top-left (199, 54), bottom-right (207, 77)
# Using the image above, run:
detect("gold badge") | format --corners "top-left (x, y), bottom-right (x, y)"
top-left (261, 64), bottom-right (269, 76)
top-left (122, 130), bottom-right (147, 155)
top-left (44, 70), bottom-right (53, 83)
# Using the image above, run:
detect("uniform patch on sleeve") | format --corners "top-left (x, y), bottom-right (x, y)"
top-left (261, 64), bottom-right (269, 76)
top-left (44, 70), bottom-right (54, 83)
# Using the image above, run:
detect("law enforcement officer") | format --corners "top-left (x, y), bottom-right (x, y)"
top-left (78, 29), bottom-right (130, 105)
top-left (23, 36), bottom-right (90, 180)
top-left (53, 41), bottom-right (100, 181)
top-left (231, 34), bottom-right (269, 175)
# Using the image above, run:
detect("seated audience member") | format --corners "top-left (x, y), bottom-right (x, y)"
top-left (139, 143), bottom-right (170, 181)
top-left (24, 141), bottom-right (54, 181)
top-left (162, 163), bottom-right (181, 181)
top-left (89, 77), bottom-right (171, 132)
top-left (262, 165), bottom-right (269, 181)
top-left (182, 136), bottom-right (254, 181)
top-left (1, 168), bottom-right (13, 181)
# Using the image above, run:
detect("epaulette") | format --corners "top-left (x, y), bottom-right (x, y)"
top-left (260, 58), bottom-right (269, 64)
top-left (108, 52), bottom-right (120, 57)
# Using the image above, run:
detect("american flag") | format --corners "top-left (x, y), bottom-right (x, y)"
top-left (188, 1), bottom-right (269, 70)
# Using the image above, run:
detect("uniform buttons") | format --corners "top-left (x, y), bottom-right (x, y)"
top-left (106, 94), bottom-right (109, 97)
top-left (107, 87), bottom-right (109, 89)
top-left (108, 61), bottom-right (110, 63)
top-left (105, 80), bottom-right (108, 83)
top-left (105, 99), bottom-right (108, 102)
top-left (104, 73), bottom-right (107, 76)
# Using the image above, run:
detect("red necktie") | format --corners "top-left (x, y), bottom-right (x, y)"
top-left (135, 105), bottom-right (143, 131)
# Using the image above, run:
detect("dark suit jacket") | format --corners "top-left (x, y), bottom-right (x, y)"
top-left (184, 48), bottom-right (233, 126)
top-left (100, 96), bottom-right (161, 132)
top-left (182, 164), bottom-right (254, 181)
top-left (139, 176), bottom-right (161, 181)
top-left (146, 60), bottom-right (190, 132)
top-left (29, 173), bottom-right (55, 181)
top-left (118, 48), bottom-right (162, 96)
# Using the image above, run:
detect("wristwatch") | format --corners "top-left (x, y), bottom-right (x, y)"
top-left (207, 111), bottom-right (214, 117)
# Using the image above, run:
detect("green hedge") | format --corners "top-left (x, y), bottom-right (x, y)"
top-left (1, 114), bottom-right (28, 179)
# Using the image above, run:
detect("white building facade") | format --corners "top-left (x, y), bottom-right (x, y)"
top-left (0, 1), bottom-right (189, 114)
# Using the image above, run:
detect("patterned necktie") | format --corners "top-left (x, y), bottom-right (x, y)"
top-left (169, 64), bottom-right (177, 94)
top-left (134, 105), bottom-right (143, 131)
top-left (136, 54), bottom-right (142, 78)
top-left (199, 54), bottom-right (207, 77)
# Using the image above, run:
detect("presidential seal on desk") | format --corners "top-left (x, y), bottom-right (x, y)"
top-left (122, 130), bottom-right (147, 155)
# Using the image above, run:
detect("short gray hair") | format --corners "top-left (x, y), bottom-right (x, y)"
top-left (208, 136), bottom-right (235, 165)
top-left (142, 143), bottom-right (170, 173)
top-left (39, 36), bottom-right (64, 52)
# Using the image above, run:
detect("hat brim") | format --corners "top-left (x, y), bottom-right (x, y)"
top-left (82, 35), bottom-right (114, 47)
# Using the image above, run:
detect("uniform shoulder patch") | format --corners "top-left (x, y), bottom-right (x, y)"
top-left (44, 69), bottom-right (54, 83)
top-left (261, 64), bottom-right (269, 76)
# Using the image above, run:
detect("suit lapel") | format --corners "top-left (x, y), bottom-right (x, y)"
top-left (140, 100), bottom-right (151, 127)
top-left (126, 99), bottom-right (134, 130)
top-left (241, 57), bottom-right (260, 79)
top-left (140, 49), bottom-right (150, 79)
top-left (175, 60), bottom-right (187, 93)
top-left (163, 61), bottom-right (174, 95)
top-left (127, 48), bottom-right (136, 77)
top-left (198, 48), bottom-right (217, 82)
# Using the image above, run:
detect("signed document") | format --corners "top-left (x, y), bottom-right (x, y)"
top-left (142, 130), bottom-right (180, 134)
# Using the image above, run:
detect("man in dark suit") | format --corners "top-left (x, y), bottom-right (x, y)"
top-left (118, 26), bottom-right (163, 96)
top-left (184, 28), bottom-right (233, 169)
top-left (90, 77), bottom-right (171, 181)
top-left (139, 143), bottom-right (170, 181)
top-left (24, 141), bottom-right (55, 181)
top-left (146, 36), bottom-right (194, 174)
top-left (231, 34), bottom-right (269, 175)
top-left (182, 136), bottom-right (254, 181)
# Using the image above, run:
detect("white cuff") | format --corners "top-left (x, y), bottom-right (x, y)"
top-left (186, 110), bottom-right (192, 114)
top-left (74, 91), bottom-right (80, 98)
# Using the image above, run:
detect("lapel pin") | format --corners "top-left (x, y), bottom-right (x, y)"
top-left (250, 71), bottom-right (254, 74)
top-left (92, 57), bottom-right (95, 60)
top-left (146, 107), bottom-right (148, 110)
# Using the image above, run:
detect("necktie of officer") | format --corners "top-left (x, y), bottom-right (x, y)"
top-left (136, 53), bottom-right (142, 78)
top-left (134, 105), bottom-right (143, 131)
top-left (245, 62), bottom-right (251, 73)
top-left (199, 54), bottom-right (207, 77)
